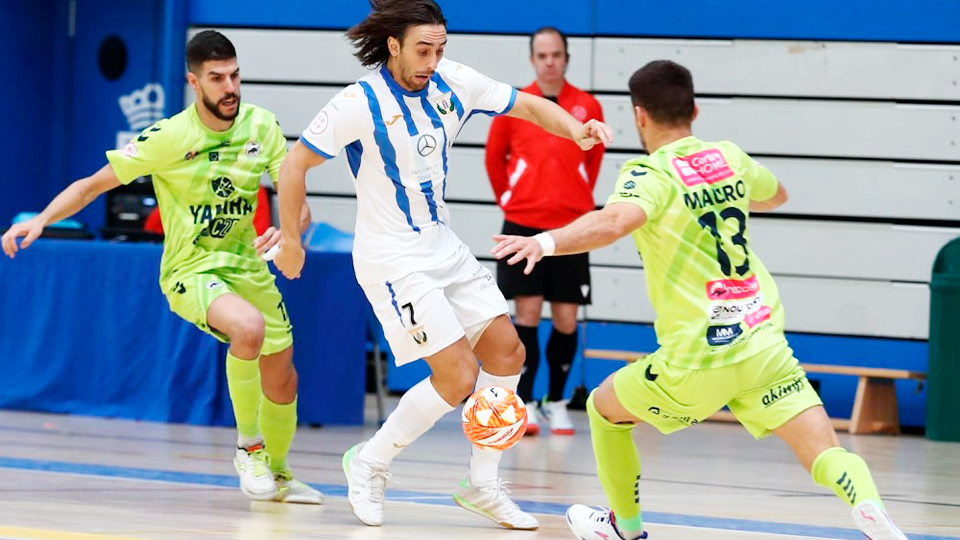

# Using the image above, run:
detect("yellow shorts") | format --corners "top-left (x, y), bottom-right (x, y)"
top-left (164, 265), bottom-right (293, 357)
top-left (613, 345), bottom-right (822, 438)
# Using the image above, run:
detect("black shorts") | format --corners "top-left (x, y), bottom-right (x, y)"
top-left (496, 220), bottom-right (592, 304)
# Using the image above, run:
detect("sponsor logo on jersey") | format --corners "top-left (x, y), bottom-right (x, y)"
top-left (706, 276), bottom-right (759, 300)
top-left (672, 148), bottom-right (735, 186)
top-left (709, 294), bottom-right (763, 322)
top-left (190, 198), bottom-right (254, 226)
top-left (417, 134), bottom-right (438, 157)
top-left (210, 176), bottom-right (236, 199)
top-left (623, 180), bottom-right (636, 190)
top-left (706, 323), bottom-right (743, 346)
top-left (647, 406), bottom-right (699, 426)
top-left (744, 305), bottom-right (772, 328)
top-left (244, 141), bottom-right (261, 159)
top-left (762, 377), bottom-right (805, 407)
top-left (121, 141), bottom-right (138, 157)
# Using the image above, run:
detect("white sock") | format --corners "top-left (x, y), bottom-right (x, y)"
top-left (469, 369), bottom-right (521, 488)
top-left (237, 434), bottom-right (262, 449)
top-left (359, 378), bottom-right (454, 468)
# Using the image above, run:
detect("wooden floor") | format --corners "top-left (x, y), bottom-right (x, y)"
top-left (0, 398), bottom-right (958, 540)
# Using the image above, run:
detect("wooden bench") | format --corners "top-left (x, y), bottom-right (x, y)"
top-left (582, 349), bottom-right (926, 435)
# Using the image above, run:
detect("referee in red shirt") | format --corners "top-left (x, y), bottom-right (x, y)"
top-left (485, 26), bottom-right (605, 436)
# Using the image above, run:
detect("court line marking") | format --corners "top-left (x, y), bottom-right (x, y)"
top-left (0, 457), bottom-right (956, 540)
top-left (0, 525), bottom-right (156, 540)
top-left (3, 423), bottom-right (954, 509)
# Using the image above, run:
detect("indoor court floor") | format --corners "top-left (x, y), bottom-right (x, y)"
top-left (0, 398), bottom-right (957, 540)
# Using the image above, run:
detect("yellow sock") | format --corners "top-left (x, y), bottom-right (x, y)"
top-left (811, 447), bottom-right (882, 507)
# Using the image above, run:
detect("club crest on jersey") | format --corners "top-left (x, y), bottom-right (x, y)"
top-left (571, 105), bottom-right (588, 122)
top-left (410, 325), bottom-right (428, 346)
top-left (210, 176), bottom-right (236, 199)
top-left (431, 92), bottom-right (454, 115)
top-left (244, 141), bottom-right (261, 159)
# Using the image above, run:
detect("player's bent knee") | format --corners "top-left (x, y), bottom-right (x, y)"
top-left (264, 370), bottom-right (298, 403)
top-left (229, 311), bottom-right (266, 350)
top-left (592, 375), bottom-right (640, 424)
top-left (507, 338), bottom-right (525, 370)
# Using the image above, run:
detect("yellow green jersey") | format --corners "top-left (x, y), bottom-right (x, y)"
top-left (606, 136), bottom-right (786, 369)
top-left (106, 102), bottom-right (286, 291)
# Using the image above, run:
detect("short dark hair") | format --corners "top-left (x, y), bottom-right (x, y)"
top-left (346, 0), bottom-right (447, 68)
top-left (529, 26), bottom-right (569, 60)
top-left (186, 30), bottom-right (236, 73)
top-left (628, 60), bottom-right (695, 126)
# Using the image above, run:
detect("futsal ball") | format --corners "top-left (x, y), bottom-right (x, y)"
top-left (462, 385), bottom-right (528, 450)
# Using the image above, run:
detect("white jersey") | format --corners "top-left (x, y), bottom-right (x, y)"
top-left (300, 58), bottom-right (517, 285)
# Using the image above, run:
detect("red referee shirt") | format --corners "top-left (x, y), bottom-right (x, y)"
top-left (485, 80), bottom-right (605, 230)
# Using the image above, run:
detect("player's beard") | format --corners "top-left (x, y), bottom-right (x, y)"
top-left (401, 65), bottom-right (433, 91)
top-left (202, 92), bottom-right (241, 122)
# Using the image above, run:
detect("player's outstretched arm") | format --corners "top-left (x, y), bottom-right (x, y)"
top-left (274, 141), bottom-right (326, 279)
top-left (750, 182), bottom-right (789, 212)
top-left (491, 202), bottom-right (646, 275)
top-left (1, 164), bottom-right (121, 258)
top-left (506, 91), bottom-right (613, 151)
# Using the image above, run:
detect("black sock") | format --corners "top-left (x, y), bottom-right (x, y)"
top-left (514, 324), bottom-right (540, 403)
top-left (546, 327), bottom-right (577, 402)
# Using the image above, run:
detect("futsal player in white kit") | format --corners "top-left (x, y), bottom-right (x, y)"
top-left (273, 0), bottom-right (612, 529)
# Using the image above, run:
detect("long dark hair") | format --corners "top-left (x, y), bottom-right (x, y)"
top-left (346, 0), bottom-right (447, 68)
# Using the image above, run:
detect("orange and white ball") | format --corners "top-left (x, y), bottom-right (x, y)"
top-left (462, 386), bottom-right (528, 450)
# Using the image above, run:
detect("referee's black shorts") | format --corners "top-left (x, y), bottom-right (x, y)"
top-left (496, 220), bottom-right (592, 304)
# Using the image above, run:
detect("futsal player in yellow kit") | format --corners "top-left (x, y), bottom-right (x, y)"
top-left (492, 60), bottom-right (909, 540)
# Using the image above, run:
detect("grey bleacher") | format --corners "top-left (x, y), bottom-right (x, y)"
top-left (196, 28), bottom-right (960, 340)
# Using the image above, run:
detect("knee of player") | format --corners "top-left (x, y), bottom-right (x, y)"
top-left (507, 338), bottom-right (526, 370)
top-left (230, 312), bottom-right (266, 347)
top-left (451, 364), bottom-right (481, 401)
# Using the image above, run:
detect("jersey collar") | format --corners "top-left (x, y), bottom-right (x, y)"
top-left (658, 135), bottom-right (700, 153)
top-left (189, 102), bottom-right (242, 136)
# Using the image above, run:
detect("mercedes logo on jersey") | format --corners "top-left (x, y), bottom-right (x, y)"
top-left (211, 176), bottom-right (236, 199)
top-left (417, 134), bottom-right (438, 157)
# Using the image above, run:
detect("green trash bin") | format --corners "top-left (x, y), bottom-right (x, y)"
top-left (928, 237), bottom-right (960, 442)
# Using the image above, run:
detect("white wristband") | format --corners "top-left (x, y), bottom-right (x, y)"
top-left (533, 232), bottom-right (556, 257)
top-left (262, 244), bottom-right (281, 261)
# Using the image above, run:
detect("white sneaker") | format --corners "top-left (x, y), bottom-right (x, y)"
top-left (342, 442), bottom-right (390, 526)
top-left (525, 402), bottom-right (541, 436)
top-left (542, 399), bottom-right (576, 435)
top-left (273, 469), bottom-right (324, 504)
top-left (453, 476), bottom-right (539, 530)
top-left (234, 443), bottom-right (278, 500)
top-left (853, 501), bottom-right (909, 540)
top-left (566, 504), bottom-right (647, 540)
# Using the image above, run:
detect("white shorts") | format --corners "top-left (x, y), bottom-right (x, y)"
top-left (363, 247), bottom-right (509, 366)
